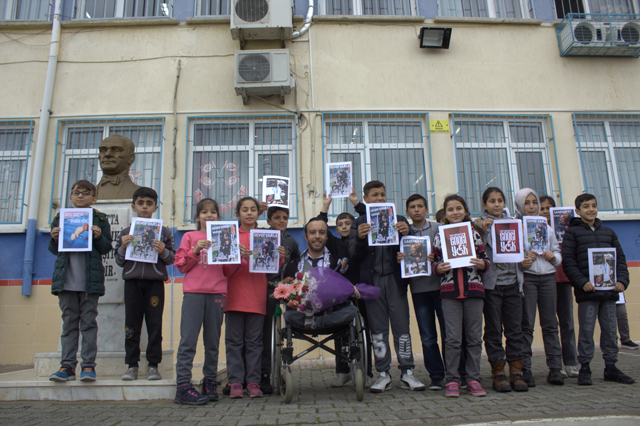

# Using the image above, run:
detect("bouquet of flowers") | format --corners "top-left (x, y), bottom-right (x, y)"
top-left (272, 272), bottom-right (309, 311)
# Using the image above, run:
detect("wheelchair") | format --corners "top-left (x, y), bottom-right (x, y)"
top-left (271, 299), bottom-right (368, 403)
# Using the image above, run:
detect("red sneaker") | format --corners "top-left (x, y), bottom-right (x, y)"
top-left (247, 382), bottom-right (263, 398)
top-left (230, 383), bottom-right (244, 398)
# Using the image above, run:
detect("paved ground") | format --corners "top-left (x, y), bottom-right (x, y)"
top-left (0, 351), bottom-right (639, 426)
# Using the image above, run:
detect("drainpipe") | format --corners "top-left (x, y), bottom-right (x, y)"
top-left (22, 0), bottom-right (63, 296)
top-left (292, 0), bottom-right (313, 38)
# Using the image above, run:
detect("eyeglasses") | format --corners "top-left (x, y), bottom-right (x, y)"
top-left (71, 190), bottom-right (93, 197)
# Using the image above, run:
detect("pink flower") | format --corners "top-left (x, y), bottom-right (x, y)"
top-left (291, 282), bottom-right (302, 292)
top-left (273, 284), bottom-right (292, 299)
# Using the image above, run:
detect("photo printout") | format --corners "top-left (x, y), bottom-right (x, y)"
top-left (491, 219), bottom-right (524, 263)
top-left (250, 229), bottom-right (280, 273)
top-left (58, 208), bottom-right (93, 252)
top-left (439, 222), bottom-right (476, 269)
top-left (588, 248), bottom-right (617, 291)
top-left (400, 236), bottom-right (431, 278)
top-left (125, 217), bottom-right (163, 264)
top-left (207, 221), bottom-right (241, 265)
top-left (550, 207), bottom-right (575, 243)
top-left (366, 203), bottom-right (399, 246)
top-left (262, 175), bottom-right (290, 209)
top-left (325, 161), bottom-right (352, 198)
top-left (523, 216), bottom-right (549, 254)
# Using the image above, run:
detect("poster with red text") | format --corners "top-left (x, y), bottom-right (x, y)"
top-left (438, 222), bottom-right (476, 269)
top-left (491, 219), bottom-right (524, 263)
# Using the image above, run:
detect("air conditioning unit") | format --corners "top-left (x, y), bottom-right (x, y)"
top-left (230, 0), bottom-right (293, 46)
top-left (608, 21), bottom-right (640, 44)
top-left (560, 20), bottom-right (607, 46)
top-left (234, 50), bottom-right (295, 105)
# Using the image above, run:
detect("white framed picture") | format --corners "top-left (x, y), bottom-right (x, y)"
top-left (490, 219), bottom-right (524, 263)
top-left (588, 248), bottom-right (617, 291)
top-left (325, 161), bottom-right (352, 198)
top-left (262, 175), bottom-right (290, 209)
top-left (400, 236), bottom-right (431, 278)
top-left (549, 207), bottom-right (575, 243)
top-left (58, 208), bottom-right (93, 252)
top-left (366, 203), bottom-right (399, 246)
top-left (523, 216), bottom-right (549, 254)
top-left (438, 222), bottom-right (476, 269)
top-left (249, 229), bottom-right (280, 273)
top-left (125, 217), bottom-right (163, 264)
top-left (207, 221), bottom-right (241, 265)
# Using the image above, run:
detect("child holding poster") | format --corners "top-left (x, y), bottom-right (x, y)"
top-left (226, 197), bottom-right (285, 399)
top-left (476, 187), bottom-right (530, 393)
top-left (48, 180), bottom-right (113, 383)
top-left (432, 195), bottom-right (489, 398)
top-left (514, 188), bottom-right (564, 387)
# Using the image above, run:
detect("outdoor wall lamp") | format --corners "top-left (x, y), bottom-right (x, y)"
top-left (419, 27), bottom-right (452, 49)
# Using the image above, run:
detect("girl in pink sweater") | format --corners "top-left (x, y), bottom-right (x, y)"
top-left (173, 198), bottom-right (246, 405)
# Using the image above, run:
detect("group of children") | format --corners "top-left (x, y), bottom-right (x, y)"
top-left (47, 178), bottom-right (635, 405)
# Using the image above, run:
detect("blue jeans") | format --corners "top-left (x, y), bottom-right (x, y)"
top-left (412, 290), bottom-right (467, 379)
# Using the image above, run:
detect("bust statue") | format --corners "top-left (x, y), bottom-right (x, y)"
top-left (96, 134), bottom-right (142, 201)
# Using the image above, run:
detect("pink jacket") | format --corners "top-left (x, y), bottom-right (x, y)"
top-left (175, 230), bottom-right (243, 295)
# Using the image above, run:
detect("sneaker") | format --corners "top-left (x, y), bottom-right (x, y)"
top-left (80, 367), bottom-right (96, 382)
top-left (260, 374), bottom-right (273, 395)
top-left (201, 379), bottom-right (221, 401)
top-left (428, 378), bottom-right (443, 390)
top-left (621, 340), bottom-right (639, 350)
top-left (547, 369), bottom-right (564, 385)
top-left (247, 382), bottom-right (263, 398)
top-left (229, 383), bottom-right (244, 398)
top-left (370, 371), bottom-right (392, 393)
top-left (578, 364), bottom-right (592, 386)
top-left (466, 380), bottom-right (486, 397)
top-left (222, 383), bottom-right (231, 395)
top-left (331, 373), bottom-right (352, 388)
top-left (147, 366), bottom-right (162, 381)
top-left (604, 366), bottom-right (635, 384)
top-left (445, 381), bottom-right (459, 398)
top-left (400, 370), bottom-right (425, 391)
top-left (121, 367), bottom-right (138, 381)
top-left (565, 365), bottom-right (580, 378)
top-left (522, 369), bottom-right (536, 387)
top-left (49, 366), bottom-right (75, 382)
top-left (560, 368), bottom-right (567, 378)
top-left (174, 383), bottom-right (208, 405)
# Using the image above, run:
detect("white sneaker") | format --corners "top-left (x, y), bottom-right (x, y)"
top-left (370, 371), bottom-right (392, 393)
top-left (331, 373), bottom-right (352, 388)
top-left (400, 369), bottom-right (426, 391)
top-left (565, 365), bottom-right (580, 378)
top-left (560, 368), bottom-right (568, 378)
top-left (121, 367), bottom-right (138, 381)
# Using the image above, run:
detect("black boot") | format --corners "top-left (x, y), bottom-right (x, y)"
top-left (260, 373), bottom-right (274, 394)
top-left (578, 363), bottom-right (592, 386)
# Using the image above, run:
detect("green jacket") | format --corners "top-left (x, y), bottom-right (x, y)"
top-left (48, 209), bottom-right (113, 296)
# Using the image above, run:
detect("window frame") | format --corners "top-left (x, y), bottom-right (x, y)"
top-left (554, 0), bottom-right (639, 18)
top-left (318, 0), bottom-right (418, 16)
top-left (438, 0), bottom-right (532, 19)
top-left (0, 120), bottom-right (33, 227)
top-left (195, 0), bottom-right (230, 16)
top-left (1, 0), bottom-right (50, 20)
top-left (74, 0), bottom-right (172, 19)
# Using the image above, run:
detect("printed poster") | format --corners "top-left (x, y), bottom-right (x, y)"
top-left (617, 292), bottom-right (626, 304)
top-left (125, 217), bottom-right (163, 264)
top-left (325, 161), bottom-right (352, 198)
top-left (523, 216), bottom-right (549, 254)
top-left (588, 248), bottom-right (617, 291)
top-left (491, 219), bottom-right (524, 263)
top-left (58, 208), bottom-right (93, 252)
top-left (400, 236), bottom-right (431, 278)
top-left (207, 221), bottom-right (241, 265)
top-left (250, 229), bottom-right (280, 273)
top-left (438, 222), bottom-right (476, 269)
top-left (262, 175), bottom-right (290, 209)
top-left (550, 207), bottom-right (575, 243)
top-left (366, 203), bottom-right (399, 246)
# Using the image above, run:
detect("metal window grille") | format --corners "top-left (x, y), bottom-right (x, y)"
top-left (196, 0), bottom-right (230, 15)
top-left (77, 0), bottom-right (171, 19)
top-left (323, 0), bottom-right (415, 15)
top-left (49, 118), bottom-right (164, 221)
top-left (452, 114), bottom-right (560, 215)
top-left (440, 0), bottom-right (527, 17)
top-left (0, 121), bottom-right (33, 224)
top-left (573, 113), bottom-right (640, 213)
top-left (322, 112), bottom-right (433, 217)
top-left (1, 0), bottom-right (50, 20)
top-left (185, 115), bottom-right (298, 222)
top-left (555, 0), bottom-right (635, 18)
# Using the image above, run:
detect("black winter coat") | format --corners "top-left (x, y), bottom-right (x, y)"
top-left (561, 217), bottom-right (628, 303)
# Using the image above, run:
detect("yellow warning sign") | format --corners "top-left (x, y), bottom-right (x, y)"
top-left (430, 120), bottom-right (450, 133)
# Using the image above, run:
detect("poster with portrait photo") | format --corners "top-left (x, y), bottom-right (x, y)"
top-left (588, 248), bottom-right (617, 291)
top-left (491, 219), bottom-right (524, 263)
top-left (523, 216), bottom-right (549, 254)
top-left (400, 236), bottom-right (431, 278)
top-left (550, 207), bottom-right (575, 243)
top-left (325, 161), bottom-right (352, 199)
top-left (125, 217), bottom-right (163, 264)
top-left (250, 229), bottom-right (280, 273)
top-left (58, 208), bottom-right (93, 252)
top-left (207, 221), bottom-right (241, 265)
top-left (262, 175), bottom-right (290, 209)
top-left (366, 203), bottom-right (399, 246)
top-left (438, 222), bottom-right (476, 269)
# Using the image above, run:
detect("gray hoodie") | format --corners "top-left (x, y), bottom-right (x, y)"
top-left (514, 188), bottom-right (562, 275)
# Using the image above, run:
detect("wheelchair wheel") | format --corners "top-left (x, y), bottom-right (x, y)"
top-left (272, 314), bottom-right (282, 396)
top-left (354, 367), bottom-right (364, 401)
top-left (281, 369), bottom-right (294, 403)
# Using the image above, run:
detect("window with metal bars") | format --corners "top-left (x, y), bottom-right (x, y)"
top-left (185, 115), bottom-right (297, 222)
top-left (554, 0), bottom-right (636, 18)
top-left (0, 121), bottom-right (33, 224)
top-left (573, 114), bottom-right (640, 213)
top-left (321, 0), bottom-right (416, 15)
top-left (439, 0), bottom-right (531, 18)
top-left (322, 113), bottom-right (432, 217)
top-left (75, 0), bottom-right (171, 19)
top-left (49, 118), bottom-right (163, 220)
top-left (1, 0), bottom-right (50, 20)
top-left (196, 0), bottom-right (230, 15)
top-left (452, 114), bottom-right (558, 215)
